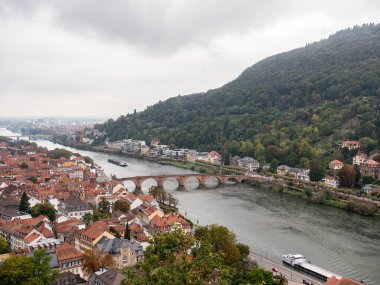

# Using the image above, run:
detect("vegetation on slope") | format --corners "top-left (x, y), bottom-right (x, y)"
top-left (96, 24), bottom-right (380, 168)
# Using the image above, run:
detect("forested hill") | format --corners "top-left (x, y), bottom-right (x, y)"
top-left (96, 24), bottom-right (380, 167)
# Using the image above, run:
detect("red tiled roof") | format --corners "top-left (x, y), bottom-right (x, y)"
top-left (325, 276), bottom-right (362, 285)
top-left (24, 232), bottom-right (40, 243)
top-left (55, 242), bottom-right (82, 261)
top-left (208, 151), bottom-right (221, 158)
top-left (342, 140), bottom-right (360, 145)
top-left (81, 224), bottom-right (106, 240)
top-left (363, 159), bottom-right (380, 166)
top-left (139, 194), bottom-right (155, 203)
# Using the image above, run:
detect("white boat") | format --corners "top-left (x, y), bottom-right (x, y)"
top-left (282, 254), bottom-right (306, 266)
top-left (282, 254), bottom-right (341, 281)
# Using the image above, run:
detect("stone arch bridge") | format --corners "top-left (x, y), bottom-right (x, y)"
top-left (115, 174), bottom-right (249, 189)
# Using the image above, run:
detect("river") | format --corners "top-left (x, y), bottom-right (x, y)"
top-left (1, 128), bottom-right (379, 284)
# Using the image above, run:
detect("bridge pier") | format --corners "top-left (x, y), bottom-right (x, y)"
top-left (177, 176), bottom-right (187, 187)
top-left (156, 177), bottom-right (166, 188)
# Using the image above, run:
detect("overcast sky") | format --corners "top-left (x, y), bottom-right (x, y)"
top-left (0, 0), bottom-right (379, 118)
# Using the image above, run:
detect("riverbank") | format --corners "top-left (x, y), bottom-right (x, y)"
top-left (51, 138), bottom-right (244, 175)
top-left (50, 138), bottom-right (379, 216)
top-left (248, 179), bottom-right (379, 217)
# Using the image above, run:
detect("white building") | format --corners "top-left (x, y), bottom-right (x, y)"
top-left (58, 196), bottom-right (93, 220)
top-left (238, 157), bottom-right (260, 171)
top-left (353, 151), bottom-right (368, 166)
top-left (321, 176), bottom-right (339, 188)
top-left (28, 197), bottom-right (42, 208)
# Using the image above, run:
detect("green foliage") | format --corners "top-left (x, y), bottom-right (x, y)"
top-left (305, 188), bottom-right (312, 199)
top-left (245, 267), bottom-right (273, 285)
top-left (124, 224), bottom-right (131, 240)
top-left (309, 159), bottom-right (325, 182)
top-left (122, 226), bottom-right (278, 285)
top-left (82, 212), bottom-right (94, 226)
top-left (0, 236), bottom-right (10, 254)
top-left (31, 249), bottom-right (59, 285)
top-left (354, 165), bottom-right (362, 187)
top-left (0, 249), bottom-right (58, 285)
top-left (359, 137), bottom-right (378, 153)
top-left (362, 176), bottom-right (375, 185)
top-left (311, 191), bottom-right (326, 204)
top-left (109, 226), bottom-right (122, 239)
top-left (0, 136), bottom-right (11, 143)
top-left (0, 255), bottom-right (34, 285)
top-left (98, 197), bottom-right (111, 218)
top-left (195, 224), bottom-right (242, 267)
top-left (19, 192), bottom-right (31, 213)
top-left (31, 202), bottom-right (56, 221)
top-left (18, 162), bottom-right (28, 169)
top-left (96, 25), bottom-right (380, 168)
top-left (28, 176), bottom-right (38, 184)
top-left (83, 156), bottom-right (94, 164)
top-left (122, 229), bottom-right (234, 285)
top-left (47, 148), bottom-right (73, 159)
top-left (347, 200), bottom-right (377, 216)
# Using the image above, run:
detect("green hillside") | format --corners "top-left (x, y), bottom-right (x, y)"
top-left (96, 24), bottom-right (380, 167)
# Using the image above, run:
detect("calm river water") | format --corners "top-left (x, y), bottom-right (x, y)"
top-left (1, 128), bottom-right (379, 284)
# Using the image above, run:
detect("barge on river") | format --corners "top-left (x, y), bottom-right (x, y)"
top-left (108, 158), bottom-right (128, 167)
top-left (282, 254), bottom-right (341, 282)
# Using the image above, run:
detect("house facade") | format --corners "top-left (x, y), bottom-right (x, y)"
top-left (360, 159), bottom-right (380, 179)
top-left (341, 140), bottom-right (360, 150)
top-left (238, 157), bottom-right (260, 171)
top-left (56, 242), bottom-right (84, 278)
top-left (329, 160), bottom-right (344, 170)
top-left (58, 196), bottom-right (93, 220)
top-left (321, 177), bottom-right (339, 188)
top-left (95, 236), bottom-right (143, 268)
top-left (353, 151), bottom-right (367, 166)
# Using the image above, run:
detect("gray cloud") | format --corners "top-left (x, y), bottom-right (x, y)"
top-left (2, 0), bottom-right (319, 53)
top-left (0, 0), bottom-right (379, 117)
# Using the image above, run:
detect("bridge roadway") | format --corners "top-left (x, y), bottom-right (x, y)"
top-left (249, 252), bottom-right (324, 285)
top-left (115, 174), bottom-right (249, 189)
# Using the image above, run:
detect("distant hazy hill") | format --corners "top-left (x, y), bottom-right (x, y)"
top-left (96, 24), bottom-right (380, 167)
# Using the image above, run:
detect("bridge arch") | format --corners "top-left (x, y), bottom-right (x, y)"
top-left (141, 177), bottom-right (158, 193)
top-left (202, 176), bottom-right (220, 188)
top-left (162, 177), bottom-right (180, 190)
top-left (180, 176), bottom-right (200, 190)
top-left (116, 174), bottom-right (248, 191)
top-left (123, 179), bottom-right (137, 192)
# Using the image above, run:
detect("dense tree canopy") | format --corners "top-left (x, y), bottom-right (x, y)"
top-left (31, 202), bottom-right (56, 222)
top-left (114, 199), bottom-right (130, 213)
top-left (122, 225), bottom-right (285, 285)
top-left (0, 236), bottom-right (10, 254)
top-left (19, 192), bottom-right (31, 213)
top-left (0, 249), bottom-right (58, 285)
top-left (95, 24), bottom-right (380, 169)
top-left (122, 228), bottom-right (234, 285)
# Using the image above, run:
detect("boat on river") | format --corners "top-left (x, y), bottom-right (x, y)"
top-left (282, 254), bottom-right (341, 282)
top-left (108, 158), bottom-right (128, 167)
